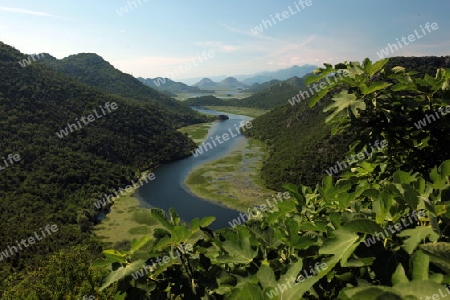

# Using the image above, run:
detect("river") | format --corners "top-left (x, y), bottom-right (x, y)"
top-left (136, 107), bottom-right (251, 230)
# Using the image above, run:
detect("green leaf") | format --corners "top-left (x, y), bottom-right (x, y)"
top-left (305, 64), bottom-right (335, 85)
top-left (282, 183), bottom-right (303, 205)
top-left (169, 207), bottom-right (181, 226)
top-left (298, 222), bottom-right (327, 233)
top-left (411, 250), bottom-right (429, 281)
top-left (199, 216), bottom-right (215, 227)
top-left (219, 227), bottom-right (257, 264)
top-left (189, 217), bottom-right (200, 231)
top-left (419, 242), bottom-right (450, 273)
top-left (228, 283), bottom-right (263, 300)
top-left (440, 160), bottom-right (450, 176)
top-left (364, 82), bottom-right (392, 95)
top-left (99, 259), bottom-right (146, 291)
top-left (170, 225), bottom-right (190, 244)
top-left (341, 281), bottom-right (447, 299)
top-left (363, 58), bottom-right (373, 75)
top-left (391, 82), bottom-right (417, 92)
top-left (329, 212), bottom-right (342, 229)
top-left (101, 249), bottom-right (127, 264)
top-left (129, 237), bottom-right (152, 254)
top-left (392, 66), bottom-right (406, 73)
top-left (342, 257), bottom-right (374, 268)
top-left (256, 265), bottom-right (277, 290)
top-left (340, 286), bottom-right (402, 300)
top-left (308, 83), bottom-right (334, 107)
top-left (149, 208), bottom-right (172, 229)
top-left (324, 90), bottom-right (366, 123)
top-left (370, 58), bottom-right (390, 77)
top-left (343, 219), bottom-right (384, 234)
top-left (397, 226), bottom-right (440, 254)
top-left (392, 263), bottom-right (409, 286)
top-left (319, 229), bottom-right (360, 267)
top-left (394, 280), bottom-right (447, 299)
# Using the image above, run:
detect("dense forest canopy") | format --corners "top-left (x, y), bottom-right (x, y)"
top-left (39, 52), bottom-right (210, 128)
top-left (0, 42), bottom-right (207, 298)
top-left (245, 56), bottom-right (450, 189)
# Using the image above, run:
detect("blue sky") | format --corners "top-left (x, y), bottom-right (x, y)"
top-left (1, 0), bottom-right (449, 81)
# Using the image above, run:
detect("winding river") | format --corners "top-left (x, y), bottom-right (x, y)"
top-left (136, 107), bottom-right (251, 230)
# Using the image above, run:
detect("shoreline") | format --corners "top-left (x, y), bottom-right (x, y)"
top-left (94, 110), bottom-right (267, 243)
top-left (93, 168), bottom-right (161, 245)
top-left (183, 137), bottom-right (275, 212)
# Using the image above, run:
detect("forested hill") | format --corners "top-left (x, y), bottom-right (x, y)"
top-left (0, 42), bottom-right (198, 294)
top-left (39, 53), bottom-right (209, 128)
top-left (245, 56), bottom-right (450, 189)
top-left (185, 76), bottom-right (307, 110)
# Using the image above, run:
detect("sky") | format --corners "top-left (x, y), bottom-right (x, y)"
top-left (1, 0), bottom-right (449, 82)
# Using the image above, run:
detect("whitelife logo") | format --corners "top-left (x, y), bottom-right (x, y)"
top-left (251, 0), bottom-right (313, 35)
top-left (325, 140), bottom-right (388, 176)
top-left (363, 210), bottom-right (426, 247)
top-left (152, 50), bottom-right (215, 87)
top-left (17, 53), bottom-right (46, 68)
top-left (228, 192), bottom-right (291, 228)
top-left (94, 173), bottom-right (156, 209)
top-left (116, 0), bottom-right (149, 16)
top-left (414, 105), bottom-right (450, 129)
top-left (288, 70), bottom-right (350, 106)
top-left (376, 22), bottom-right (439, 59)
top-left (0, 224), bottom-right (58, 262)
top-left (0, 153), bottom-right (21, 172)
top-left (56, 102), bottom-right (118, 139)
top-left (266, 262), bottom-right (328, 299)
top-left (131, 243), bottom-right (193, 280)
top-left (191, 121), bottom-right (252, 158)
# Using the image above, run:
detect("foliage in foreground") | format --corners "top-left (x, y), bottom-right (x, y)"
top-left (98, 59), bottom-right (450, 299)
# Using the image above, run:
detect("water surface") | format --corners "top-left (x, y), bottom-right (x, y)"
top-left (136, 107), bottom-right (250, 230)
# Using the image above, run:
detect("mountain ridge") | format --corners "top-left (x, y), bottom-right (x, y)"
top-left (177, 64), bottom-right (318, 85)
top-left (39, 52), bottom-right (209, 128)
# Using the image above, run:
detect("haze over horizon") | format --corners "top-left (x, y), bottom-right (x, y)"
top-left (1, 0), bottom-right (449, 80)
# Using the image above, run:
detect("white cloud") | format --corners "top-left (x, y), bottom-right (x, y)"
top-left (194, 41), bottom-right (239, 52)
top-left (0, 6), bottom-right (77, 21)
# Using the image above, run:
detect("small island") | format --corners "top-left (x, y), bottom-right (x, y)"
top-left (216, 114), bottom-right (229, 121)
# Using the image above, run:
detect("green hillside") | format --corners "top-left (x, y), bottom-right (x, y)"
top-left (0, 42), bottom-right (199, 298)
top-left (39, 53), bottom-right (209, 128)
top-left (245, 56), bottom-right (450, 189)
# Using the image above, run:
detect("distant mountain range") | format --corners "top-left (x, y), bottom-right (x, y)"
top-left (193, 77), bottom-right (248, 89)
top-left (237, 65), bottom-right (317, 85)
top-left (178, 64), bottom-right (318, 85)
top-left (137, 77), bottom-right (204, 96)
top-left (185, 75), bottom-right (308, 110)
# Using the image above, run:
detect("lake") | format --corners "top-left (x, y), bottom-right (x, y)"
top-left (136, 107), bottom-right (251, 230)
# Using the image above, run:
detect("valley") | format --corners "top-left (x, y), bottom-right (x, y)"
top-left (1, 2), bottom-right (449, 297)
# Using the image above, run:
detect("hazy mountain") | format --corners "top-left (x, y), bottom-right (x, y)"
top-left (244, 79), bottom-right (282, 93)
top-left (193, 78), bottom-right (218, 88)
top-left (180, 64), bottom-right (317, 86)
top-left (137, 77), bottom-right (202, 96)
top-left (217, 77), bottom-right (247, 88)
top-left (186, 75), bottom-right (307, 110)
top-left (178, 75), bottom-right (227, 85)
top-left (238, 65), bottom-right (317, 85)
